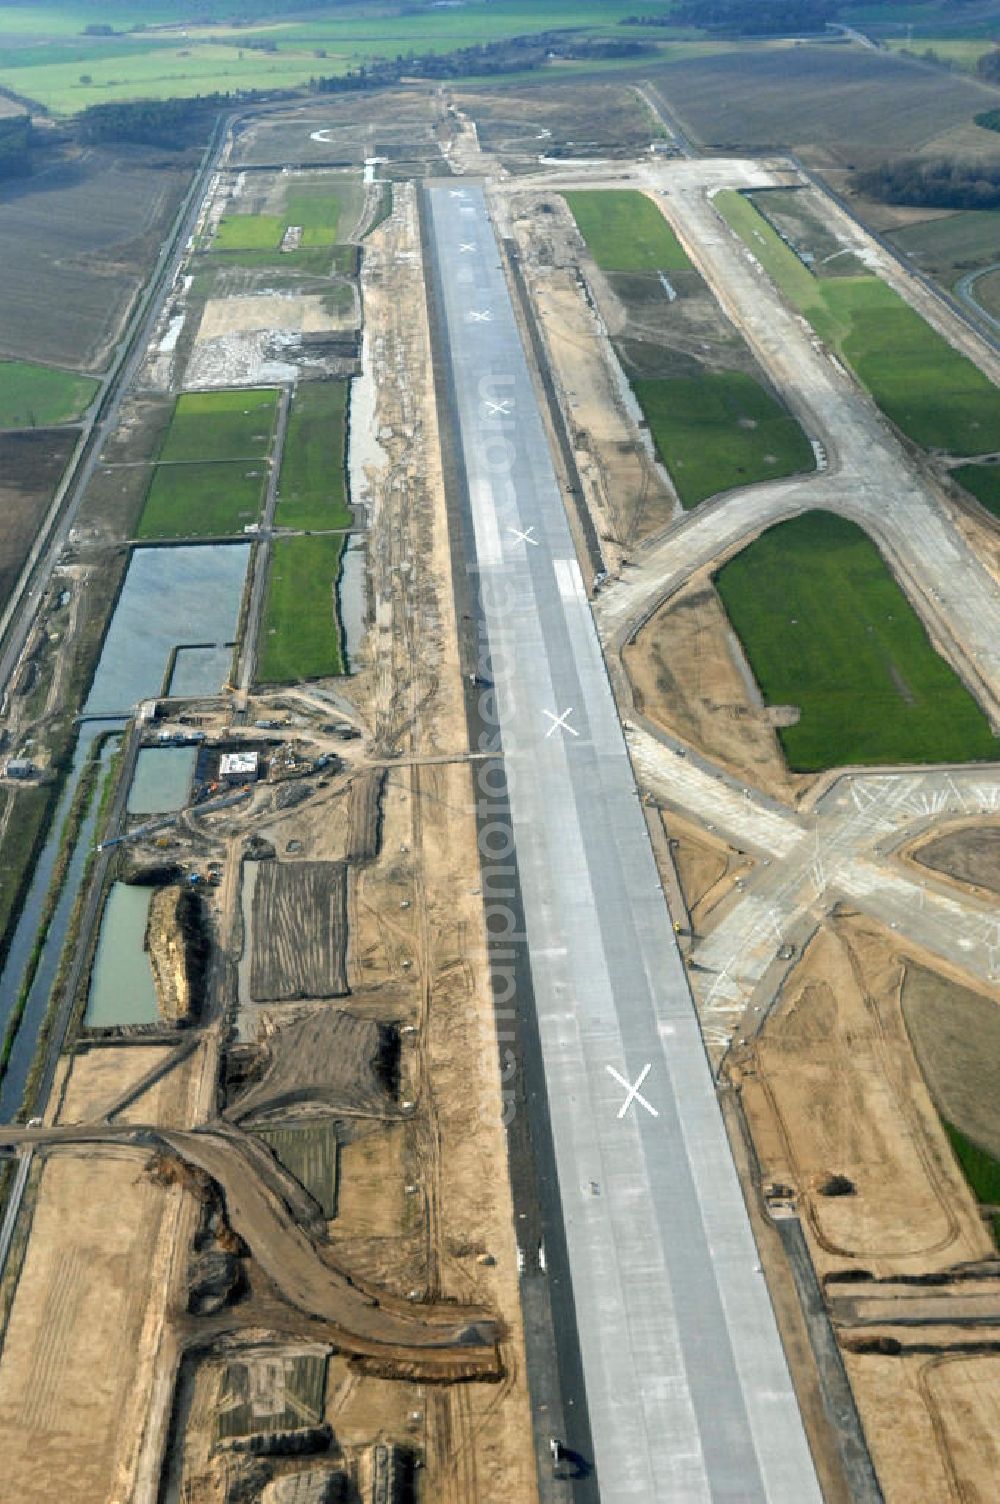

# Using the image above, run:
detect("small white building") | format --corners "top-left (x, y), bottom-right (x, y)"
top-left (219, 751), bottom-right (259, 783)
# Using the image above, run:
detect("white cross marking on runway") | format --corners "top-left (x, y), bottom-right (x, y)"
top-left (607, 1064), bottom-right (658, 1120)
top-left (450, 189), bottom-right (468, 199)
top-left (459, 241), bottom-right (476, 252)
top-left (508, 525), bottom-right (538, 547)
top-left (485, 398), bottom-right (513, 415)
top-left (469, 309), bottom-right (492, 322)
top-left (543, 708), bottom-right (578, 738)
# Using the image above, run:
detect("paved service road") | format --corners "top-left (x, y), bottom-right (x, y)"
top-left (425, 184), bottom-right (821, 1502)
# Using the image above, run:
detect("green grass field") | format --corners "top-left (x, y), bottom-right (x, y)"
top-left (136, 387), bottom-right (277, 537)
top-left (0, 358), bottom-right (97, 428)
top-left (717, 191), bottom-right (1000, 456)
top-left (257, 533), bottom-right (345, 684)
top-left (283, 188), bottom-right (342, 248)
top-left (137, 460), bottom-right (266, 539)
top-left (633, 372), bottom-right (814, 508)
top-left (954, 463), bottom-right (1000, 519)
top-left (887, 210), bottom-right (1000, 288)
top-left (158, 388), bottom-right (279, 463)
top-left (213, 214), bottom-right (284, 253)
top-left (564, 189), bottom-right (690, 274)
top-left (276, 379), bottom-right (351, 531)
top-left (714, 511), bottom-right (998, 771)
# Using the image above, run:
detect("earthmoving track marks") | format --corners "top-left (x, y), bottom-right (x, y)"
top-left (249, 860), bottom-right (349, 1000)
top-left (345, 767), bottom-right (386, 864)
top-left (840, 932), bottom-right (966, 1262)
top-left (18, 1247), bottom-right (86, 1433)
top-left (0, 1121), bottom-right (501, 1379)
top-left (223, 1008), bottom-right (395, 1123)
top-left (158, 1127), bottom-right (500, 1378)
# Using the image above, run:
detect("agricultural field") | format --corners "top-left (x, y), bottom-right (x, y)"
top-left (632, 372), bottom-right (814, 508)
top-left (257, 533), bottom-right (345, 684)
top-left (887, 209), bottom-right (1000, 293)
top-left (718, 191), bottom-right (1000, 454)
top-left (564, 189), bottom-right (690, 273)
top-left (714, 511), bottom-right (999, 771)
top-left (212, 214), bottom-right (284, 253)
top-left (0, 0), bottom-right (676, 113)
top-left (954, 462), bottom-right (1000, 518)
top-left (157, 389), bottom-right (279, 462)
top-left (0, 360), bottom-right (97, 428)
top-left (884, 38), bottom-right (995, 72)
top-left (276, 379), bottom-right (350, 531)
top-left (647, 42), bottom-right (1000, 165)
top-left (0, 428), bottom-right (76, 604)
top-left (136, 388), bottom-right (278, 539)
top-left (137, 461), bottom-right (266, 540)
top-left (0, 143), bottom-right (194, 372)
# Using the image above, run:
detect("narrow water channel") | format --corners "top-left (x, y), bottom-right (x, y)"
top-left (0, 539), bottom-right (254, 1120)
top-left (0, 727), bottom-right (121, 1120)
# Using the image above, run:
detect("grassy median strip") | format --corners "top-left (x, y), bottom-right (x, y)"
top-left (634, 371), bottom-right (814, 508)
top-left (0, 358), bottom-right (97, 428)
top-left (257, 535), bottom-right (345, 684)
top-left (564, 189), bottom-right (690, 273)
top-left (716, 190), bottom-right (1000, 456)
top-left (714, 511), bottom-right (998, 771)
top-left (276, 380), bottom-right (351, 530)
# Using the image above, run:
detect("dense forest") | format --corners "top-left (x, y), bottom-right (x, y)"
top-left (669, 0), bottom-right (843, 32)
top-left (76, 96), bottom-right (234, 145)
top-left (856, 157), bottom-right (1000, 210)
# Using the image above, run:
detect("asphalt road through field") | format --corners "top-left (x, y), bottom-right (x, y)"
top-left (424, 182), bottom-right (821, 1503)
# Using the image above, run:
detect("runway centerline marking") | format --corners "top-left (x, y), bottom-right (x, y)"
top-left (543, 708), bottom-right (578, 738)
top-left (508, 525), bottom-right (538, 547)
top-left (607, 1064), bottom-right (658, 1120)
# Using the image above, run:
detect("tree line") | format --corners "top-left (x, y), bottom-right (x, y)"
top-left (856, 156), bottom-right (1000, 211)
top-left (667, 0), bottom-right (843, 33)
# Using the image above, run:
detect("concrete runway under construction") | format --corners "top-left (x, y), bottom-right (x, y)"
top-left (424, 181), bottom-right (822, 1503)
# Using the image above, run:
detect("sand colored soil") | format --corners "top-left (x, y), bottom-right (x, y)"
top-left (738, 919), bottom-right (991, 1276)
top-left (663, 811), bottom-right (754, 932)
top-left (902, 960), bottom-right (1000, 1162)
top-left (198, 294), bottom-right (354, 342)
top-left (509, 192), bottom-right (674, 549)
top-left (0, 1148), bottom-right (190, 1504)
top-left (625, 578), bottom-right (800, 801)
top-left (844, 1346), bottom-right (1000, 1504)
top-left (147, 885), bottom-right (193, 1024)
